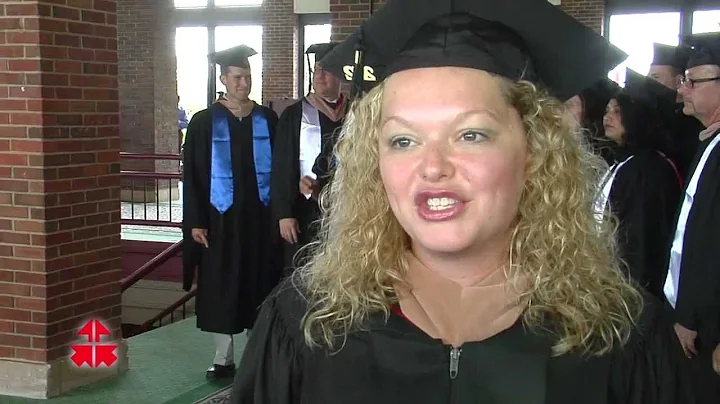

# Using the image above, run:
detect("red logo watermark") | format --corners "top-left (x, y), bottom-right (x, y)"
top-left (70, 319), bottom-right (118, 368)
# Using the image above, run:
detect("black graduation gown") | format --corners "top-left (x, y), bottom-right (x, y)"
top-left (271, 100), bottom-right (344, 271)
top-left (669, 129), bottom-right (720, 400)
top-left (607, 149), bottom-right (682, 298)
top-left (231, 280), bottom-right (691, 404)
top-left (182, 102), bottom-right (282, 335)
top-left (667, 110), bottom-right (703, 182)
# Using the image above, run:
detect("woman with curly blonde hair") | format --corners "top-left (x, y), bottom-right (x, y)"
top-left (231, 0), bottom-right (690, 402)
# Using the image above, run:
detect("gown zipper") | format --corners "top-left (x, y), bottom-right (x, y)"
top-left (449, 346), bottom-right (462, 403)
top-left (449, 347), bottom-right (462, 379)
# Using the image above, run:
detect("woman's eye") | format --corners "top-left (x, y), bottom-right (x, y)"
top-left (460, 131), bottom-right (488, 142)
top-left (390, 137), bottom-right (415, 148)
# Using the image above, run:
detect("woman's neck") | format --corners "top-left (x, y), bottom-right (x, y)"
top-left (410, 237), bottom-right (510, 288)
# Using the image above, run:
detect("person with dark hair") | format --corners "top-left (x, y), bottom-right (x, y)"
top-left (566, 78), bottom-right (620, 165)
top-left (231, 1), bottom-right (690, 402)
top-left (182, 44), bottom-right (282, 379)
top-left (271, 42), bottom-right (348, 276)
top-left (597, 73), bottom-right (682, 298)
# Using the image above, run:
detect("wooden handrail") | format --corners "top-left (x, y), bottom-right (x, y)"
top-left (139, 288), bottom-right (197, 333)
top-left (121, 240), bottom-right (183, 292)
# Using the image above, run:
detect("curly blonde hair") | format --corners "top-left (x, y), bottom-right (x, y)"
top-left (298, 78), bottom-right (643, 357)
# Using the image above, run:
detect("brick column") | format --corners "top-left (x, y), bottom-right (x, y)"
top-left (0, 0), bottom-right (126, 399)
top-left (261, 0), bottom-right (298, 102)
top-left (559, 0), bottom-right (605, 34)
top-left (117, 0), bottom-right (178, 203)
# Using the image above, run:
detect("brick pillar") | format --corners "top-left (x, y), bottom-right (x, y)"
top-left (117, 0), bottom-right (178, 203)
top-left (262, 0), bottom-right (298, 102)
top-left (559, 0), bottom-right (605, 34)
top-left (0, 0), bottom-right (127, 399)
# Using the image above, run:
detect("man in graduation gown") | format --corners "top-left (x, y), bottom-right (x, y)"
top-left (648, 42), bottom-right (705, 181)
top-left (182, 44), bottom-right (282, 379)
top-left (271, 42), bottom-right (347, 274)
top-left (662, 32), bottom-right (720, 401)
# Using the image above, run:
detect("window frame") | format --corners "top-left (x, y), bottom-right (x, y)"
top-left (605, 0), bottom-right (719, 41)
top-left (175, 0), bottom-right (263, 108)
top-left (297, 13), bottom-right (332, 98)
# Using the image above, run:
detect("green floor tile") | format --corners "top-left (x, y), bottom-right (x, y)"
top-left (0, 317), bottom-right (246, 404)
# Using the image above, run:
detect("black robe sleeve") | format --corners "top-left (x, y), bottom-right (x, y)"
top-left (271, 102), bottom-right (302, 223)
top-left (609, 151), bottom-right (682, 298)
top-left (231, 283), bottom-right (304, 404)
top-left (608, 297), bottom-right (694, 403)
top-left (182, 110), bottom-right (210, 291)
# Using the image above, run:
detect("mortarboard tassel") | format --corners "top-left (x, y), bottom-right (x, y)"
top-left (350, 26), bottom-right (366, 102)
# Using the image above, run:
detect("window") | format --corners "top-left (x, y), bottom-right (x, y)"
top-left (215, 25), bottom-right (263, 104)
top-left (174, 0), bottom-right (208, 8)
top-left (303, 24), bottom-right (332, 96)
top-left (176, 27), bottom-right (209, 120)
top-left (607, 12), bottom-right (681, 86)
top-left (693, 10), bottom-right (720, 33)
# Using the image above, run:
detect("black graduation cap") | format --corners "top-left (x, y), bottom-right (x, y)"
top-left (209, 44), bottom-right (257, 69)
top-left (651, 42), bottom-right (687, 70)
top-left (318, 0), bottom-right (627, 101)
top-left (623, 68), bottom-right (677, 113)
top-left (306, 42), bottom-right (340, 65)
top-left (684, 32), bottom-right (720, 69)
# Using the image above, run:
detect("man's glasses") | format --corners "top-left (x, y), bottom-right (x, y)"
top-left (680, 76), bottom-right (720, 89)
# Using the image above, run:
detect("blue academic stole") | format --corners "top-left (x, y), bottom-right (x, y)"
top-left (210, 106), bottom-right (272, 214)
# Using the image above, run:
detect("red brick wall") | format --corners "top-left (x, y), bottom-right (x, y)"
top-left (117, 0), bottom-right (178, 174)
top-left (0, 0), bottom-right (122, 363)
top-left (559, 0), bottom-right (605, 34)
top-left (261, 0), bottom-right (298, 101)
top-left (152, 0), bottom-right (179, 174)
top-left (329, 0), bottom-right (605, 40)
top-left (330, 0), bottom-right (373, 42)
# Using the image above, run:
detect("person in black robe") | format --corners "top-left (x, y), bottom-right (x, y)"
top-left (647, 42), bottom-right (705, 181)
top-left (662, 32), bottom-right (720, 402)
top-left (596, 74), bottom-right (682, 298)
top-left (233, 278), bottom-right (688, 404)
top-left (271, 42), bottom-right (347, 275)
top-left (182, 44), bottom-right (282, 379)
top-left (230, 1), bottom-right (691, 402)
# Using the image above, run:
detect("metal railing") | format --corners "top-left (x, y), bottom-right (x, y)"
top-left (121, 240), bottom-right (184, 292)
top-left (120, 152), bottom-right (183, 227)
top-left (120, 153), bottom-right (194, 338)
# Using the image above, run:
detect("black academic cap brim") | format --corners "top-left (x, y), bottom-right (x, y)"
top-left (623, 68), bottom-right (677, 115)
top-left (209, 44), bottom-right (257, 69)
top-left (684, 32), bottom-right (720, 69)
top-left (582, 78), bottom-right (620, 105)
top-left (651, 42), bottom-right (686, 70)
top-left (306, 42), bottom-right (340, 64)
top-left (319, 0), bottom-right (627, 101)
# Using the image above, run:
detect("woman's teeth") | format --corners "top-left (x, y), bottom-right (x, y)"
top-left (426, 197), bottom-right (458, 211)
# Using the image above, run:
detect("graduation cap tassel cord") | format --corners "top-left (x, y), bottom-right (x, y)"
top-left (350, 26), bottom-right (366, 102)
top-left (306, 53), bottom-right (313, 96)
